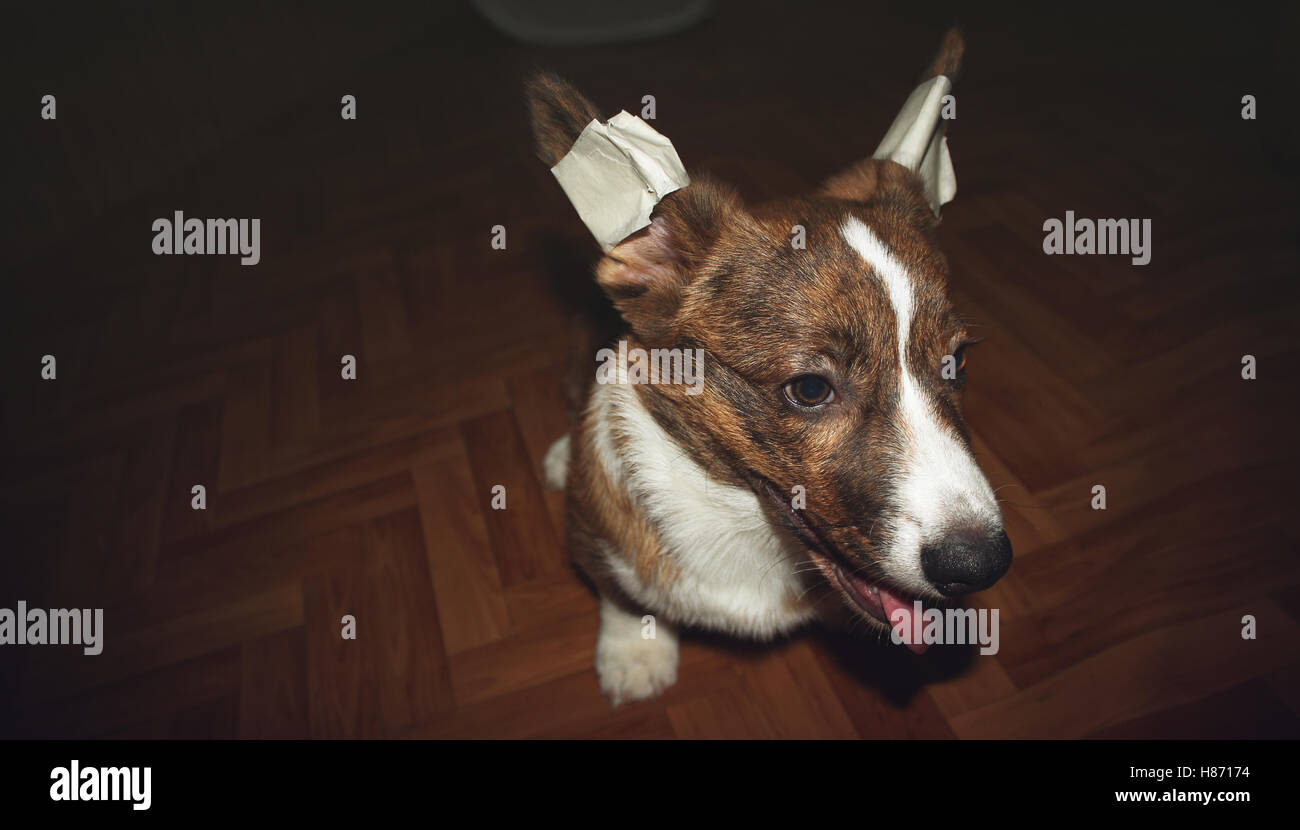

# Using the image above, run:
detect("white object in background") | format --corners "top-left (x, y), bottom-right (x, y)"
top-left (872, 75), bottom-right (956, 215)
top-left (551, 111), bottom-right (691, 251)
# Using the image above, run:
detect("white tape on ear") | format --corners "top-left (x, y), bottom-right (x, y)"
top-left (872, 75), bottom-right (956, 216)
top-left (551, 111), bottom-right (691, 251)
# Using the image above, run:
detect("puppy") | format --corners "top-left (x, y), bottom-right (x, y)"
top-left (529, 29), bottom-right (1012, 705)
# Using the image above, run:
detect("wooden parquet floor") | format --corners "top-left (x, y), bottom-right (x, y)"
top-left (3, 2), bottom-right (1299, 738)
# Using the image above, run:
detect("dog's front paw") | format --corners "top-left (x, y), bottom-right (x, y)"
top-left (542, 433), bottom-right (570, 490)
top-left (594, 597), bottom-right (679, 705)
top-left (595, 634), bottom-right (679, 706)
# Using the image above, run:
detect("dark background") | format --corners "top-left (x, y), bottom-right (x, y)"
top-left (2, 0), bottom-right (1298, 738)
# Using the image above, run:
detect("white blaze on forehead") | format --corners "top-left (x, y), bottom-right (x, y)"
top-left (838, 216), bottom-right (1000, 569)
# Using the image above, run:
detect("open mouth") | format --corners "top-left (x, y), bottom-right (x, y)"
top-left (760, 480), bottom-right (931, 654)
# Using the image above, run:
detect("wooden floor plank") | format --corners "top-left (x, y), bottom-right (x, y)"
top-left (412, 457), bottom-right (512, 655)
top-left (239, 627), bottom-right (309, 739)
top-left (950, 603), bottom-right (1300, 739)
top-left (461, 410), bottom-right (567, 586)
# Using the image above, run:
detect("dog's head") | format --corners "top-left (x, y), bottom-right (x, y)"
top-left (528, 29), bottom-right (1011, 632)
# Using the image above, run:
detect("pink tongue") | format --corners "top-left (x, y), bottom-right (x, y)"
top-left (877, 584), bottom-right (929, 655)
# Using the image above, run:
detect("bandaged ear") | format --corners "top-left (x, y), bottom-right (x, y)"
top-left (550, 111), bottom-right (691, 251)
top-left (872, 75), bottom-right (956, 216)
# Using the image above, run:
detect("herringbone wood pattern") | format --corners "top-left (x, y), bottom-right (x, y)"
top-left (3, 1), bottom-right (1299, 738)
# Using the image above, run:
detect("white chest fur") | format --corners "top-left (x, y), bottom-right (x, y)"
top-left (587, 380), bottom-right (817, 639)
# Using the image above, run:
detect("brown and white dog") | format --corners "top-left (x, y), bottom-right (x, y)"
top-left (528, 29), bottom-right (1012, 705)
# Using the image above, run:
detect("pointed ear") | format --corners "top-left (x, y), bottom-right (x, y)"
top-left (525, 72), bottom-right (602, 166)
top-left (594, 176), bottom-right (747, 342)
top-left (821, 27), bottom-right (964, 215)
top-left (922, 26), bottom-right (964, 83)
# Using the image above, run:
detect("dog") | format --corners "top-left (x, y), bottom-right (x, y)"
top-left (527, 28), bottom-right (1012, 705)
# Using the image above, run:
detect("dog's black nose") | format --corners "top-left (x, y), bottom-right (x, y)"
top-left (920, 529), bottom-right (1013, 595)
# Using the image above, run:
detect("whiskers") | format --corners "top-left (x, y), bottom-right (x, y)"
top-left (990, 482), bottom-right (1046, 534)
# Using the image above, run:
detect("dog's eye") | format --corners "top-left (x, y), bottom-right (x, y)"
top-left (784, 375), bottom-right (834, 408)
top-left (952, 345), bottom-right (967, 373)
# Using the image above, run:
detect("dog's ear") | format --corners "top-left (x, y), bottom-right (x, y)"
top-left (595, 175), bottom-right (749, 343)
top-left (526, 72), bottom-right (602, 166)
top-left (922, 26), bottom-right (964, 84)
top-left (821, 26), bottom-right (963, 216)
top-left (527, 70), bottom-right (730, 341)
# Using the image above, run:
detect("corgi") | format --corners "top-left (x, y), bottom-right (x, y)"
top-left (528, 28), bottom-right (1012, 705)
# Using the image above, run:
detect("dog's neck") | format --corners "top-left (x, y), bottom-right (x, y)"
top-left (587, 372), bottom-right (823, 638)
